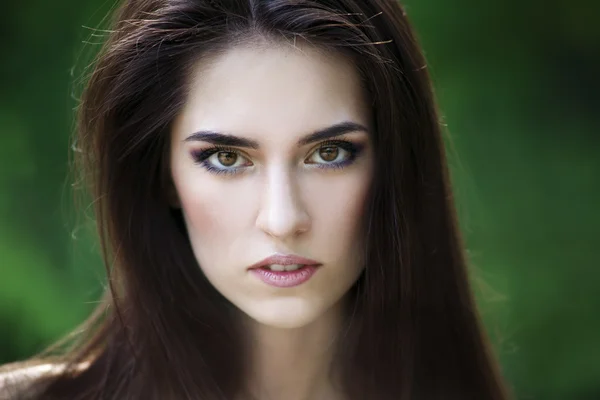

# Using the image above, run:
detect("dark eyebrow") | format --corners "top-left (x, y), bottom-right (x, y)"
top-left (184, 131), bottom-right (260, 149)
top-left (184, 121), bottom-right (368, 149)
top-left (297, 121), bottom-right (369, 146)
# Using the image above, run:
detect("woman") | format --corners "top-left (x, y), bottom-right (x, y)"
top-left (0, 0), bottom-right (511, 399)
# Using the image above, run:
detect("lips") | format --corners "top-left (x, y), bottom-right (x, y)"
top-left (247, 253), bottom-right (321, 270)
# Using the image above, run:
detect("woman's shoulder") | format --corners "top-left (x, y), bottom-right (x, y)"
top-left (0, 360), bottom-right (88, 399)
top-left (0, 361), bottom-right (61, 399)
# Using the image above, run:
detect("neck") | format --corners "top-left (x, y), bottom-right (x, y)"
top-left (241, 301), bottom-right (347, 400)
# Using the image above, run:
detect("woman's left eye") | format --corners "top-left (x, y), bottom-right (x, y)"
top-left (304, 140), bottom-right (360, 168)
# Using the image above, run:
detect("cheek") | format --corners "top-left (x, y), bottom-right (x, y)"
top-left (306, 168), bottom-right (371, 251)
top-left (172, 170), bottom-right (255, 255)
top-left (177, 180), bottom-right (220, 235)
top-left (181, 196), bottom-right (221, 239)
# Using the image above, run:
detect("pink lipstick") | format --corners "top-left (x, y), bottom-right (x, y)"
top-left (248, 254), bottom-right (321, 288)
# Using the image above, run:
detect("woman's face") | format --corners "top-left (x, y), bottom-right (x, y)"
top-left (170, 41), bottom-right (373, 328)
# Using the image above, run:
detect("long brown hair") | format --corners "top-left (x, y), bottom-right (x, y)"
top-left (7, 0), bottom-right (510, 398)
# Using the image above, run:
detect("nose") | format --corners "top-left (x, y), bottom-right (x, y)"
top-left (255, 166), bottom-right (311, 239)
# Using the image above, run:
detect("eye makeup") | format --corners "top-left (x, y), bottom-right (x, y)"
top-left (304, 139), bottom-right (365, 170)
top-left (190, 146), bottom-right (252, 176)
top-left (189, 138), bottom-right (367, 176)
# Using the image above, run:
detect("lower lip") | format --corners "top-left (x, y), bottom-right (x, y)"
top-left (250, 265), bottom-right (319, 288)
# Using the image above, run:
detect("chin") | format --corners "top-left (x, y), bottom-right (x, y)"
top-left (241, 298), bottom-right (326, 329)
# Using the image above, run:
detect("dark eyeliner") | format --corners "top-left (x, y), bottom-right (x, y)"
top-left (190, 146), bottom-right (245, 176)
top-left (190, 139), bottom-right (365, 175)
top-left (190, 146), bottom-right (237, 164)
top-left (308, 139), bottom-right (365, 169)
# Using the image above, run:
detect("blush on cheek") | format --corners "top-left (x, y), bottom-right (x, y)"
top-left (178, 183), bottom-right (252, 246)
top-left (173, 170), bottom-right (223, 233)
top-left (180, 197), bottom-right (221, 237)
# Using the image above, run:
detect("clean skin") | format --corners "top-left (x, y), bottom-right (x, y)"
top-left (170, 39), bottom-right (374, 400)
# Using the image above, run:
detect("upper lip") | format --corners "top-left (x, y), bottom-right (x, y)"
top-left (248, 253), bottom-right (321, 270)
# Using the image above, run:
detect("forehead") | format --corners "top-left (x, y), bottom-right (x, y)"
top-left (173, 41), bottom-right (370, 143)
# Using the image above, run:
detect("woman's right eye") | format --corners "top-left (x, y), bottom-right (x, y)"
top-left (212, 151), bottom-right (242, 167)
top-left (191, 148), bottom-right (253, 175)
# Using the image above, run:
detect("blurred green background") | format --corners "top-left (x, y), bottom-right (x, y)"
top-left (1, 0), bottom-right (598, 399)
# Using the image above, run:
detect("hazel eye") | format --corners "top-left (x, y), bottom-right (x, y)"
top-left (305, 144), bottom-right (349, 165)
top-left (191, 147), bottom-right (253, 175)
top-left (303, 139), bottom-right (364, 170)
top-left (216, 151), bottom-right (238, 167)
top-left (318, 146), bottom-right (339, 162)
top-left (208, 151), bottom-right (251, 169)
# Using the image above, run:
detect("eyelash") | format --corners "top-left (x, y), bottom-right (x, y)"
top-left (190, 139), bottom-right (364, 176)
